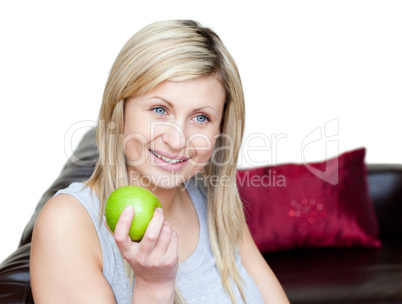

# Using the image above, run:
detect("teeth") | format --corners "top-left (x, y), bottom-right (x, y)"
top-left (151, 150), bottom-right (185, 164)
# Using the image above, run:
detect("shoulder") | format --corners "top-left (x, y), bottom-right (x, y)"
top-left (34, 192), bottom-right (96, 238)
top-left (31, 193), bottom-right (103, 273)
top-left (30, 193), bottom-right (115, 303)
top-left (32, 189), bottom-right (104, 266)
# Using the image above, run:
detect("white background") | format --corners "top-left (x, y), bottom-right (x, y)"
top-left (0, 1), bottom-right (401, 263)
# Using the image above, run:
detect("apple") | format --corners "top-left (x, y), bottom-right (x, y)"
top-left (105, 185), bottom-right (162, 242)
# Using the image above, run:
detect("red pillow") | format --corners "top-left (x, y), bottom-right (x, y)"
top-left (236, 148), bottom-right (381, 252)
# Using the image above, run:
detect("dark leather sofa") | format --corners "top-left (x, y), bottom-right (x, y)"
top-left (1, 128), bottom-right (401, 303)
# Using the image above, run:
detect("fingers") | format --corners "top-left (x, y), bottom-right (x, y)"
top-left (163, 223), bottom-right (179, 266)
top-left (167, 227), bottom-right (178, 259)
top-left (112, 206), bottom-right (178, 271)
top-left (113, 206), bottom-right (136, 254)
top-left (139, 212), bottom-right (179, 276)
top-left (154, 221), bottom-right (174, 254)
top-left (139, 208), bottom-right (165, 253)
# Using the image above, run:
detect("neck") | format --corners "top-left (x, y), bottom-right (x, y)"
top-left (149, 184), bottom-right (186, 213)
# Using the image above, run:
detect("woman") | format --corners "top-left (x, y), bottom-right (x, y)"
top-left (30, 20), bottom-right (289, 303)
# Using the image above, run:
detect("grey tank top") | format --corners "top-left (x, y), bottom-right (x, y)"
top-left (55, 177), bottom-right (264, 303)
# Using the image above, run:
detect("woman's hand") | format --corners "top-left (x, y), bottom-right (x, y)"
top-left (113, 206), bottom-right (178, 303)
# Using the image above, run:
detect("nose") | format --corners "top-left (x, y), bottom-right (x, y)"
top-left (155, 121), bottom-right (187, 152)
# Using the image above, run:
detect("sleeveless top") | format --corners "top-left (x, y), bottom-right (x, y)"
top-left (55, 177), bottom-right (264, 303)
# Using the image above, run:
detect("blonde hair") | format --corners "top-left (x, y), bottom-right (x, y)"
top-left (87, 20), bottom-right (246, 303)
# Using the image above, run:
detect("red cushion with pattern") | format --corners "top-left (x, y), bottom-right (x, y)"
top-left (236, 148), bottom-right (381, 252)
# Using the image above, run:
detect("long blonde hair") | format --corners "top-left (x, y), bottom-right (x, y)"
top-left (87, 20), bottom-right (246, 303)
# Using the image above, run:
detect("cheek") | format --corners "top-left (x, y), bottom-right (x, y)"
top-left (123, 121), bottom-right (151, 165)
top-left (123, 136), bottom-right (147, 166)
top-left (189, 131), bottom-right (219, 160)
top-left (124, 109), bottom-right (154, 146)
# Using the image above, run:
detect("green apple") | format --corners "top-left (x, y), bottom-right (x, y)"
top-left (105, 185), bottom-right (162, 242)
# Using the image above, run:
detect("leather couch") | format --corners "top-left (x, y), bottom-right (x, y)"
top-left (1, 128), bottom-right (401, 303)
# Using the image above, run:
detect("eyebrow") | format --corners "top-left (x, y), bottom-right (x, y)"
top-left (147, 96), bottom-right (218, 114)
top-left (157, 97), bottom-right (174, 108)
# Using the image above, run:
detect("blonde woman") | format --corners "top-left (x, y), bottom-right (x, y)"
top-left (30, 20), bottom-right (289, 303)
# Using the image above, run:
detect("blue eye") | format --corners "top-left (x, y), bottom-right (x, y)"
top-left (153, 107), bottom-right (166, 115)
top-left (196, 115), bottom-right (210, 123)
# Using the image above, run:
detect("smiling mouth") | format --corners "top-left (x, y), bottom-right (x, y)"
top-left (150, 150), bottom-right (188, 164)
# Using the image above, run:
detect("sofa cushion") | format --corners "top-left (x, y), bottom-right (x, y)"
top-left (265, 240), bottom-right (402, 303)
top-left (237, 148), bottom-right (381, 252)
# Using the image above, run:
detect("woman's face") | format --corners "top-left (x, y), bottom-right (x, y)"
top-left (123, 75), bottom-right (226, 190)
